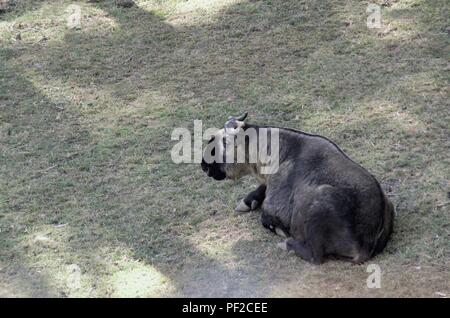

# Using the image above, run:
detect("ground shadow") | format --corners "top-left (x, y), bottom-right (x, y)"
top-left (1, 0), bottom-right (449, 296)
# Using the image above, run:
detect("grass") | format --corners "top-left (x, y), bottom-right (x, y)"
top-left (0, 0), bottom-right (449, 297)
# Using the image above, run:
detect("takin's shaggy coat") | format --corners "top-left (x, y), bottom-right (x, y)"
top-left (201, 114), bottom-right (394, 264)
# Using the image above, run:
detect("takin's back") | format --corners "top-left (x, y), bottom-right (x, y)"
top-left (263, 126), bottom-right (394, 258)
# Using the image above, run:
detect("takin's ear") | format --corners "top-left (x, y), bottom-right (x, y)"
top-left (224, 112), bottom-right (246, 132)
top-left (225, 118), bottom-right (246, 133)
top-left (225, 112), bottom-right (248, 133)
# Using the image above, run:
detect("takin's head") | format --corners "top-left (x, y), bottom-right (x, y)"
top-left (201, 112), bottom-right (253, 181)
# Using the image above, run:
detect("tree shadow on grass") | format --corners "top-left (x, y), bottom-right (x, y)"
top-left (1, 0), bottom-right (449, 296)
top-left (0, 58), bottom-right (86, 297)
top-left (1, 4), bottom-right (276, 296)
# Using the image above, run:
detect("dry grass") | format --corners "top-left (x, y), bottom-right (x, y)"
top-left (0, 0), bottom-right (449, 297)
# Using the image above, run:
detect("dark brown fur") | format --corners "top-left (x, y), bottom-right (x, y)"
top-left (201, 121), bottom-right (395, 264)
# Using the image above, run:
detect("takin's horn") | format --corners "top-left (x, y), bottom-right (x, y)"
top-left (235, 112), bottom-right (248, 121)
top-left (225, 112), bottom-right (248, 133)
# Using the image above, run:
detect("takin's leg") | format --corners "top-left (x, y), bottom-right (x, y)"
top-left (261, 210), bottom-right (290, 238)
top-left (281, 186), bottom-right (369, 264)
top-left (235, 184), bottom-right (267, 212)
top-left (282, 231), bottom-right (325, 265)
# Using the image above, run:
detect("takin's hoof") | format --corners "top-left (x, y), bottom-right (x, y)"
top-left (275, 227), bottom-right (288, 238)
top-left (235, 199), bottom-right (251, 213)
top-left (277, 240), bottom-right (288, 251)
top-left (235, 199), bottom-right (260, 212)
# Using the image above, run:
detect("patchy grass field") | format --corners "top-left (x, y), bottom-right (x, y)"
top-left (0, 0), bottom-right (449, 297)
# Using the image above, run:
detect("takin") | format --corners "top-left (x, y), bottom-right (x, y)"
top-left (201, 113), bottom-right (394, 264)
